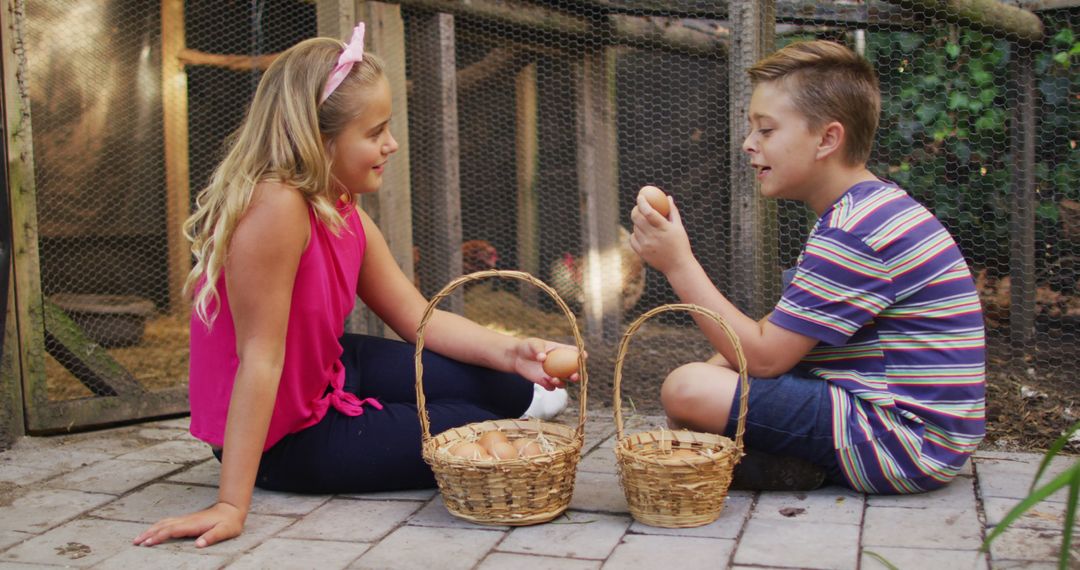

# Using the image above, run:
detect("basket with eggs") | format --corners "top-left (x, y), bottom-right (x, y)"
top-left (613, 303), bottom-right (750, 528)
top-left (415, 269), bottom-right (588, 525)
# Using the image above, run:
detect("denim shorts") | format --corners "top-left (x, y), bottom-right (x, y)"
top-left (723, 371), bottom-right (846, 485)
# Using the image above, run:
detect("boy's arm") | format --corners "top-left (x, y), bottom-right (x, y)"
top-left (631, 194), bottom-right (817, 378)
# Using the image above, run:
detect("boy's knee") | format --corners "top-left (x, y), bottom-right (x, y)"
top-left (661, 363), bottom-right (715, 416)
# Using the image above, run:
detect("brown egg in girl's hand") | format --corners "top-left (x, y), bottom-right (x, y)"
top-left (639, 185), bottom-right (671, 218)
top-left (542, 348), bottom-right (579, 379)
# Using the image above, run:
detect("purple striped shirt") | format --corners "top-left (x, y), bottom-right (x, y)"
top-left (769, 181), bottom-right (985, 494)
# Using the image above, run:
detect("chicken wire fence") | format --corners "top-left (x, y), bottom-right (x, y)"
top-left (11, 1), bottom-right (1077, 438)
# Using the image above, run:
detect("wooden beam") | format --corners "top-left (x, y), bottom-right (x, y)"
top-left (177, 48), bottom-right (278, 71)
top-left (515, 63), bottom-right (540, 308)
top-left (410, 12), bottom-right (464, 314)
top-left (0, 265), bottom-right (24, 446)
top-left (575, 48), bottom-right (622, 343)
top-left (42, 300), bottom-right (144, 397)
top-left (318, 0), bottom-right (358, 40)
top-left (357, 1), bottom-right (414, 339)
top-left (887, 0), bottom-right (1043, 42)
top-left (24, 387), bottom-right (188, 435)
top-left (162, 0), bottom-right (191, 315)
top-left (727, 1), bottom-right (779, 318)
top-left (609, 14), bottom-right (728, 55)
top-left (1008, 0), bottom-right (1080, 10)
top-left (1, 0), bottom-right (49, 414)
top-left (1009, 45), bottom-right (1037, 357)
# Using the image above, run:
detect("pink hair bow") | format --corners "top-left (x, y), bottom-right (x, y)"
top-left (320, 23), bottom-right (365, 104)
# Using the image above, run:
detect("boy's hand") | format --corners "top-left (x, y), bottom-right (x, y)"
top-left (630, 190), bottom-right (694, 275)
top-left (513, 338), bottom-right (583, 390)
top-left (133, 502), bottom-right (245, 548)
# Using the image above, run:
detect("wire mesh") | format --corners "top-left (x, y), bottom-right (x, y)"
top-left (15, 1), bottom-right (1078, 447)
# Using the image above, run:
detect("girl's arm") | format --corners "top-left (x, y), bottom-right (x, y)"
top-left (630, 194), bottom-right (817, 378)
top-left (356, 209), bottom-right (573, 389)
top-left (134, 182), bottom-right (309, 548)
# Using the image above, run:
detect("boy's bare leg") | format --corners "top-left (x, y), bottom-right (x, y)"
top-left (661, 361), bottom-right (739, 434)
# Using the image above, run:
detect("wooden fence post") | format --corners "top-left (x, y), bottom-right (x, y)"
top-left (515, 63), bottom-right (540, 308)
top-left (575, 48), bottom-right (621, 343)
top-left (162, 0), bottom-right (191, 314)
top-left (410, 12), bottom-right (464, 315)
top-left (727, 0), bottom-right (777, 318)
top-left (1009, 43), bottom-right (1037, 358)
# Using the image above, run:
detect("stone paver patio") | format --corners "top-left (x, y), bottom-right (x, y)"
top-left (0, 411), bottom-right (1075, 569)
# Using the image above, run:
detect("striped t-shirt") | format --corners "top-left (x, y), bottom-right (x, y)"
top-left (769, 180), bottom-right (985, 494)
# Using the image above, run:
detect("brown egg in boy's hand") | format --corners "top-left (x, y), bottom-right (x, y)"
top-left (639, 185), bottom-right (671, 218)
top-left (542, 347), bottom-right (579, 379)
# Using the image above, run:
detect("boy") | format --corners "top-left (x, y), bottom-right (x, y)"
top-left (630, 40), bottom-right (985, 494)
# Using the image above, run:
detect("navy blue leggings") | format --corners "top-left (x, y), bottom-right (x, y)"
top-left (243, 333), bottom-right (534, 494)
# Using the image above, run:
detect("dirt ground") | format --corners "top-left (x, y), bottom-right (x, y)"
top-left (40, 282), bottom-right (1078, 453)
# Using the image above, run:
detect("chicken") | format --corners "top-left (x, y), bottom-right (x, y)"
top-left (411, 240), bottom-right (500, 289)
top-left (548, 226), bottom-right (646, 313)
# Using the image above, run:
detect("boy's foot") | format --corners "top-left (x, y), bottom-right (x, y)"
top-left (729, 449), bottom-right (827, 491)
top-left (521, 385), bottom-right (569, 421)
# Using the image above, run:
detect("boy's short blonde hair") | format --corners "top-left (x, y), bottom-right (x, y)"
top-left (749, 40), bottom-right (879, 166)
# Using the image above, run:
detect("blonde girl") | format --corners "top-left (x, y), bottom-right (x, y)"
top-left (134, 24), bottom-right (574, 548)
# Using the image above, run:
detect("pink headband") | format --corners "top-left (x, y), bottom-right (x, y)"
top-left (320, 23), bottom-right (365, 104)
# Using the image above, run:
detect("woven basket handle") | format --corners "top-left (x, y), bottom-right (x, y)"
top-left (414, 269), bottom-right (589, 446)
top-left (612, 303), bottom-right (749, 453)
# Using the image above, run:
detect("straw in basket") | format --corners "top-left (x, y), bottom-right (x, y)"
top-left (613, 303), bottom-right (749, 528)
top-left (415, 269), bottom-right (588, 525)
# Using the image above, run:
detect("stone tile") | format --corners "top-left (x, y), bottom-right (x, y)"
top-left (55, 430), bottom-right (157, 457)
top-left (628, 493), bottom-right (752, 539)
top-left (227, 538), bottom-right (369, 570)
top-left (280, 498), bottom-right (420, 542)
top-left (568, 471), bottom-right (628, 513)
top-left (985, 525), bottom-right (1070, 563)
top-left (582, 416), bottom-right (617, 452)
top-left (91, 483), bottom-right (218, 524)
top-left (167, 459), bottom-right (221, 486)
top-left (351, 525), bottom-right (503, 570)
top-left (477, 552), bottom-right (601, 570)
top-left (135, 428), bottom-right (191, 441)
top-left (860, 547), bottom-right (988, 569)
top-left (154, 514), bottom-right (294, 555)
top-left (0, 518), bottom-right (144, 567)
top-left (603, 534), bottom-right (735, 570)
top-left (863, 506), bottom-right (982, 549)
top-left (407, 496), bottom-right (510, 530)
top-left (96, 546), bottom-right (228, 569)
top-left (956, 456), bottom-right (974, 477)
top-left (0, 463), bottom-right (53, 486)
top-left (984, 497), bottom-right (1080, 531)
top-left (752, 486), bottom-right (863, 525)
top-left (46, 459), bottom-right (182, 495)
top-left (734, 519), bottom-right (860, 569)
top-left (867, 477), bottom-right (977, 510)
top-left (150, 417), bottom-right (193, 430)
top-left (988, 562), bottom-right (1063, 569)
top-left (0, 489), bottom-right (116, 533)
top-left (116, 440), bottom-right (214, 464)
top-left (339, 488), bottom-right (436, 501)
top-left (0, 445), bottom-right (111, 475)
top-left (578, 447), bottom-right (618, 474)
top-left (249, 488), bottom-right (331, 517)
top-left (497, 512), bottom-right (630, 559)
top-left (0, 531), bottom-right (32, 551)
top-left (975, 456), bottom-right (1074, 503)
top-left (0, 560), bottom-right (45, 569)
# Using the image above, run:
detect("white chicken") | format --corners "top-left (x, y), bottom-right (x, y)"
top-left (548, 226), bottom-right (646, 313)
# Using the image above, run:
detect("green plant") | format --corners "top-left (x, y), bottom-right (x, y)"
top-left (981, 420), bottom-right (1079, 569)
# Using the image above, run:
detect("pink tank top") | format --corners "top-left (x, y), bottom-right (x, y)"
top-left (188, 200), bottom-right (382, 451)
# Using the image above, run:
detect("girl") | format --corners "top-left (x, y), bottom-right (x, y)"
top-left (134, 24), bottom-right (575, 548)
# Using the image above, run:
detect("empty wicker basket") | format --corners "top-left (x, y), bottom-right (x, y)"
top-left (415, 269), bottom-right (587, 525)
top-left (613, 303), bottom-right (749, 528)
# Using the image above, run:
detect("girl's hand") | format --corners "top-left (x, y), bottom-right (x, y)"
top-left (513, 338), bottom-right (583, 390)
top-left (629, 191), bottom-right (694, 276)
top-left (133, 502), bottom-right (245, 549)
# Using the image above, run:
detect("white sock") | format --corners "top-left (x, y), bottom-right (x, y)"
top-left (521, 384), bottom-right (568, 420)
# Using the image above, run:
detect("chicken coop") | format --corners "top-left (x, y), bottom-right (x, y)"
top-left (0, 1), bottom-right (1077, 447)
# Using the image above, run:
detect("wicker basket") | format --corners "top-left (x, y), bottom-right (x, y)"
top-left (415, 269), bottom-right (587, 525)
top-left (613, 303), bottom-right (749, 528)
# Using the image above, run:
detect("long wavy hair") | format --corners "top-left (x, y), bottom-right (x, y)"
top-left (184, 37), bottom-right (385, 325)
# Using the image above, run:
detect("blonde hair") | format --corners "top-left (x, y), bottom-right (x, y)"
top-left (184, 36), bottom-right (385, 325)
top-left (748, 40), bottom-right (879, 165)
